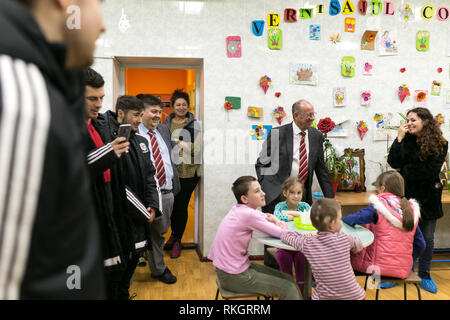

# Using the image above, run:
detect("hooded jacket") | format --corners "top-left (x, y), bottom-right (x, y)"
top-left (0, 0), bottom-right (104, 299)
top-left (350, 193), bottom-right (421, 279)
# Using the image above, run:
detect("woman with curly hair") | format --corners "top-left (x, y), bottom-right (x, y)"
top-left (163, 89), bottom-right (201, 259)
top-left (388, 107), bottom-right (448, 293)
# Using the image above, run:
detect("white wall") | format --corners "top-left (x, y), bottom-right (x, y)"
top-left (94, 0), bottom-right (450, 256)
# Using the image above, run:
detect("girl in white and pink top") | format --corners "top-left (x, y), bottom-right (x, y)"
top-left (281, 198), bottom-right (366, 300)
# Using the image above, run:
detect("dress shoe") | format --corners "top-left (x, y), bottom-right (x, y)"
top-left (170, 240), bottom-right (181, 259)
top-left (151, 267), bottom-right (177, 284)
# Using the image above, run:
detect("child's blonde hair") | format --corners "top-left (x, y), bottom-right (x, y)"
top-left (281, 177), bottom-right (304, 198)
top-left (310, 198), bottom-right (341, 231)
top-left (375, 171), bottom-right (414, 231)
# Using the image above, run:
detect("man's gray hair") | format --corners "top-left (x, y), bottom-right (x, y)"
top-left (291, 99), bottom-right (309, 115)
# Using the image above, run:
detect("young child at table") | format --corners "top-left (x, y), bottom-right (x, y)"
top-left (281, 198), bottom-right (366, 300)
top-left (342, 170), bottom-right (425, 286)
top-left (208, 176), bottom-right (302, 300)
top-left (274, 177), bottom-right (310, 291)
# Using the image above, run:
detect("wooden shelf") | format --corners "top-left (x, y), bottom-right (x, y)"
top-left (335, 190), bottom-right (450, 206)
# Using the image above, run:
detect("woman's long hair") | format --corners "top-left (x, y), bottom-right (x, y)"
top-left (376, 171), bottom-right (414, 231)
top-left (407, 107), bottom-right (447, 161)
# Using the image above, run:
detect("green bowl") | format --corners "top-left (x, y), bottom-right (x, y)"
top-left (294, 217), bottom-right (317, 231)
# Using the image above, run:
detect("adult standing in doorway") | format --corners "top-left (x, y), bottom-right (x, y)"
top-left (163, 89), bottom-right (202, 259)
top-left (388, 107), bottom-right (448, 294)
top-left (255, 99), bottom-right (334, 267)
top-left (137, 94), bottom-right (180, 284)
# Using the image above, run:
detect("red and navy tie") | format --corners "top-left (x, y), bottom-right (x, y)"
top-left (148, 131), bottom-right (166, 187)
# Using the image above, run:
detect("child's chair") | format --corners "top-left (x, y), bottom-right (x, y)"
top-left (215, 278), bottom-right (273, 300)
top-left (355, 271), bottom-right (422, 300)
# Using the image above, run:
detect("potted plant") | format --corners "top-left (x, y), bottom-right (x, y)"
top-left (317, 117), bottom-right (347, 194)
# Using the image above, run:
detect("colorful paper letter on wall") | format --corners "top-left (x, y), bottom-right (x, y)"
top-left (345, 17), bottom-right (355, 32)
top-left (268, 28), bottom-right (282, 50)
top-left (437, 6), bottom-right (450, 21)
top-left (310, 25), bottom-right (321, 40)
top-left (342, 0), bottom-right (355, 14)
top-left (384, 1), bottom-right (395, 15)
top-left (371, 0), bottom-right (382, 16)
top-left (416, 31), bottom-right (429, 52)
top-left (421, 4), bottom-right (435, 21)
top-left (342, 56), bottom-right (356, 77)
top-left (252, 20), bottom-right (264, 36)
top-left (329, 0), bottom-right (341, 16)
top-left (226, 36), bottom-right (241, 58)
top-left (359, 0), bottom-right (368, 15)
top-left (267, 13), bottom-right (280, 27)
top-left (299, 8), bottom-right (313, 19)
top-left (284, 8), bottom-right (297, 22)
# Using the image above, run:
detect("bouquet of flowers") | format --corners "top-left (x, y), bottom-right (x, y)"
top-left (273, 106), bottom-right (286, 125)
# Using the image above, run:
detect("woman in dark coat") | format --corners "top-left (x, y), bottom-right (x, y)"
top-left (163, 89), bottom-right (202, 258)
top-left (388, 107), bottom-right (448, 293)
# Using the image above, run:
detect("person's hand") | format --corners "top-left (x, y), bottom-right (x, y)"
top-left (397, 123), bottom-right (408, 142)
top-left (147, 207), bottom-right (156, 223)
top-left (111, 137), bottom-right (129, 158)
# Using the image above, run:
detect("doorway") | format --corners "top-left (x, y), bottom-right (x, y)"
top-left (113, 57), bottom-right (204, 249)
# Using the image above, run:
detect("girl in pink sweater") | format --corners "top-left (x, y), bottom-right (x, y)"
top-left (208, 176), bottom-right (302, 300)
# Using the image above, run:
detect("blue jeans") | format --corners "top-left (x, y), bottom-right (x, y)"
top-left (418, 219), bottom-right (437, 274)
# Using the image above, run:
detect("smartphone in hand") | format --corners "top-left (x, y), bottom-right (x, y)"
top-left (117, 124), bottom-right (132, 141)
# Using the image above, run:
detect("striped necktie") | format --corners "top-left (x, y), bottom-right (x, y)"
top-left (148, 130), bottom-right (166, 187)
top-left (298, 132), bottom-right (308, 183)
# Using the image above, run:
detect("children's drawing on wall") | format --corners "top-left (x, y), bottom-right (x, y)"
top-left (268, 28), bottom-right (282, 50)
top-left (416, 31), bottom-right (430, 52)
top-left (400, 3), bottom-right (414, 22)
top-left (341, 56), bottom-right (355, 77)
top-left (377, 30), bottom-right (398, 56)
top-left (398, 84), bottom-right (410, 103)
top-left (333, 87), bottom-right (346, 107)
top-left (362, 60), bottom-right (373, 75)
top-left (373, 113), bottom-right (394, 141)
top-left (226, 36), bottom-right (241, 58)
top-left (361, 30), bottom-right (377, 50)
top-left (360, 90), bottom-right (371, 106)
top-left (329, 33), bottom-right (342, 44)
top-left (431, 81), bottom-right (442, 96)
top-left (310, 25), bottom-right (321, 40)
top-left (290, 63), bottom-right (318, 86)
top-left (444, 89), bottom-right (450, 109)
top-left (250, 124), bottom-right (272, 140)
top-left (327, 119), bottom-right (348, 137)
top-left (414, 90), bottom-right (428, 107)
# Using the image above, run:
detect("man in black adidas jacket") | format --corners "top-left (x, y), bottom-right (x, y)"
top-left (96, 95), bottom-right (161, 299)
top-left (84, 68), bottom-right (130, 299)
top-left (0, 0), bottom-right (106, 299)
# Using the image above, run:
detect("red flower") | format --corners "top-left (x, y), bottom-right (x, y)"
top-left (400, 67), bottom-right (406, 73)
top-left (438, 67), bottom-right (443, 73)
top-left (317, 117), bottom-right (335, 134)
top-left (224, 101), bottom-right (232, 110)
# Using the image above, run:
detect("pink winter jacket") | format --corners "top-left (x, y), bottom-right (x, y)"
top-left (351, 193), bottom-right (421, 279)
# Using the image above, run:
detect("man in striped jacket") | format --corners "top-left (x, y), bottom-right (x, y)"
top-left (96, 95), bottom-right (161, 299)
top-left (0, 0), bottom-right (106, 298)
top-left (84, 68), bottom-right (130, 299)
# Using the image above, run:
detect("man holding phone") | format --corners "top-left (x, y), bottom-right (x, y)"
top-left (83, 68), bottom-right (130, 299)
top-left (96, 94), bottom-right (161, 299)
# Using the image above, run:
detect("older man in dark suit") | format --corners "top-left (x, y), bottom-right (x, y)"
top-left (255, 99), bottom-right (334, 267)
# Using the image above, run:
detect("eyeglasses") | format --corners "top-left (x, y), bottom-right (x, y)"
top-left (299, 112), bottom-right (316, 118)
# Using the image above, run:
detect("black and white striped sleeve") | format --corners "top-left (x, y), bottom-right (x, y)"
top-left (86, 142), bottom-right (117, 174)
top-left (0, 55), bottom-right (51, 299)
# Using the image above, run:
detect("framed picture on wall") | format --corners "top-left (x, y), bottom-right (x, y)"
top-left (338, 148), bottom-right (366, 192)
